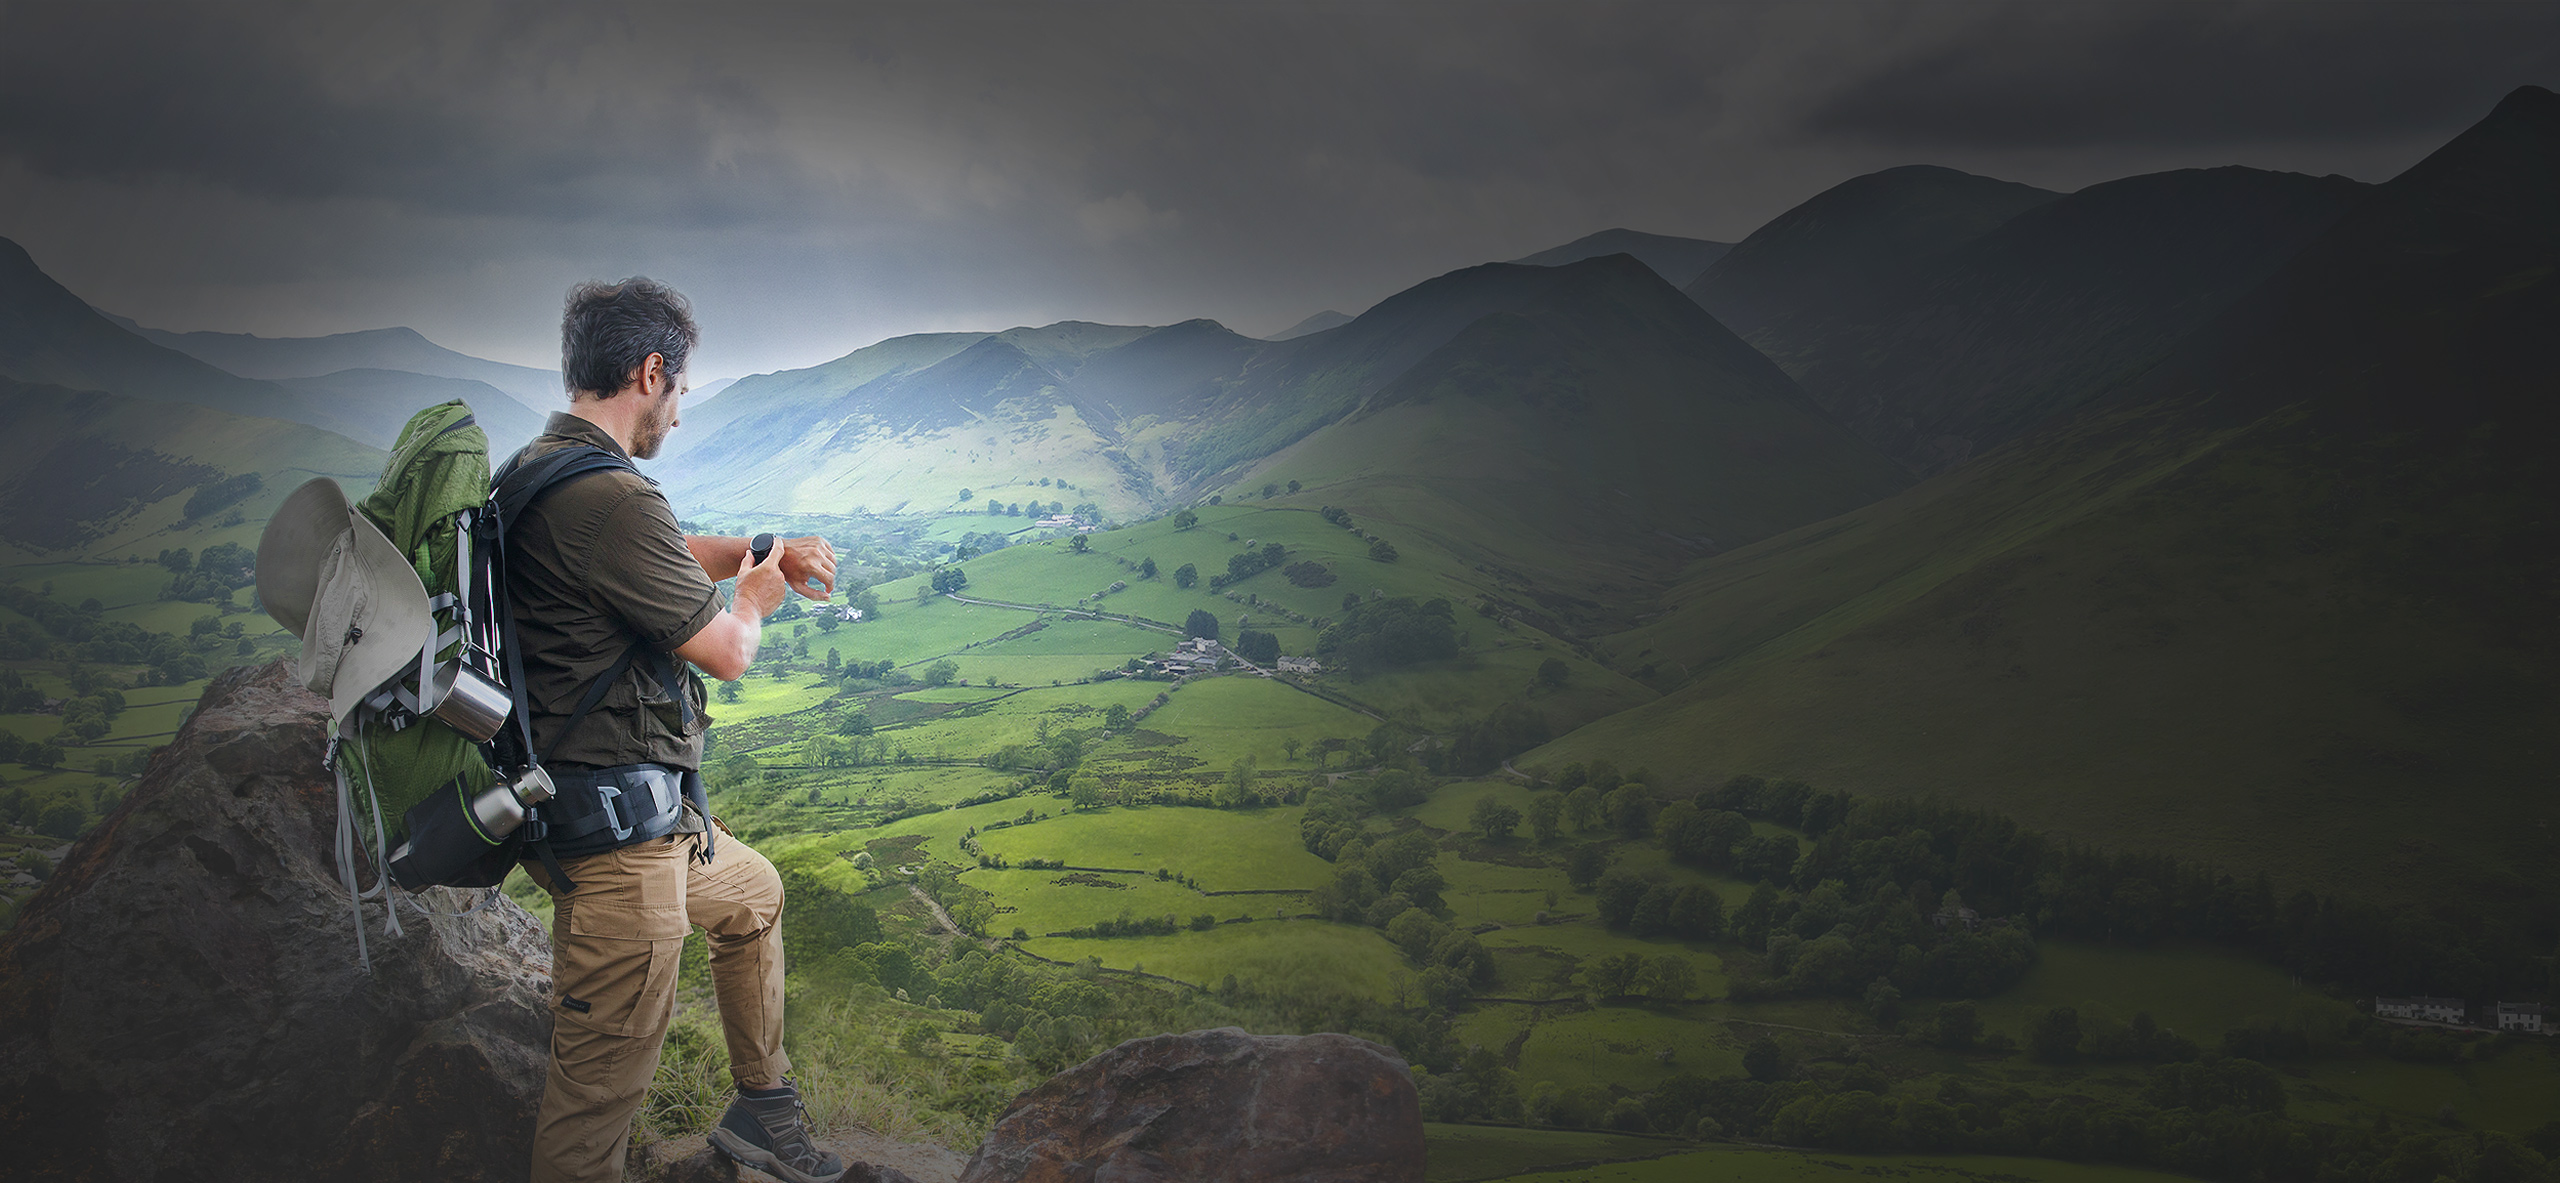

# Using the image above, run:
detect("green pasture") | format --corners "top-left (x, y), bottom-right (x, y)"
top-left (2295, 1041), bottom-right (2560, 1134)
top-left (788, 597), bottom-right (1020, 669)
top-left (1474, 923), bottom-right (1729, 1000)
top-left (966, 867), bottom-right (1217, 935)
top-left (1482, 1146), bottom-right (2214, 1183)
top-left (1436, 858), bottom-right (1574, 929)
top-left (792, 766), bottom-right (1022, 810)
top-left (1108, 675), bottom-right (1375, 769)
top-left (872, 682), bottom-right (1163, 757)
top-left (894, 686), bottom-right (1019, 706)
top-left (1421, 1123), bottom-right (1684, 1183)
top-left (969, 802), bottom-right (1336, 891)
top-left (1971, 942), bottom-right (2350, 1044)
top-left (1022, 916), bottom-right (1414, 998)
top-left (1408, 779), bottom-right (1543, 833)
top-left (1493, 1003), bottom-right (1739, 1092)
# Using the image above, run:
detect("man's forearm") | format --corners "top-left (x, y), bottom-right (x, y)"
top-left (685, 534), bottom-right (748, 583)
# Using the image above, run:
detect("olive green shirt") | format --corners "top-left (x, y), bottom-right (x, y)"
top-left (505, 413), bottom-right (718, 770)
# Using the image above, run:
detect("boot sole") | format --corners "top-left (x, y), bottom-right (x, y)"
top-left (709, 1127), bottom-right (849, 1183)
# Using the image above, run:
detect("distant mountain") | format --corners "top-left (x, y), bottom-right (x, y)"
top-left (102, 318), bottom-right (562, 418)
top-left (1233, 255), bottom-right (1909, 627)
top-left (1542, 86), bottom-right (2560, 918)
top-left (0, 375), bottom-right (380, 558)
top-left (687, 376), bottom-right (737, 404)
top-left (0, 240), bottom-right (519, 451)
top-left (1265, 311), bottom-right (1354, 341)
top-left (1683, 165), bottom-right (2059, 343)
top-left (0, 238), bottom-right (346, 433)
top-left (1510, 228), bottom-right (1732, 288)
top-left (273, 369), bottom-right (547, 457)
top-left (664, 254), bottom-right (1909, 630)
top-left (1768, 167), bottom-right (2369, 473)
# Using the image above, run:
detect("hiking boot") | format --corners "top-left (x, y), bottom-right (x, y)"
top-left (709, 1078), bottom-right (847, 1183)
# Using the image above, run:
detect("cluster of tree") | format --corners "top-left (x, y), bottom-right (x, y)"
top-left (1316, 596), bottom-right (1458, 673)
top-left (951, 530), bottom-right (1013, 561)
top-left (1209, 543), bottom-right (1288, 588)
top-left (983, 499), bottom-right (1066, 517)
top-left (1367, 538), bottom-right (1399, 563)
top-left (1231, 629), bottom-right (1279, 664)
top-left (1183, 609), bottom-right (1219, 640)
top-left (180, 472), bottom-right (262, 522)
top-left (1583, 950), bottom-right (1703, 1001)
top-left (0, 669), bottom-right (44, 713)
top-left (1059, 912), bottom-right (1188, 939)
top-left (1434, 703), bottom-right (1550, 776)
top-left (1282, 560), bottom-right (1334, 587)
top-left (1608, 1059), bottom-right (2560, 1183)
top-left (160, 543), bottom-right (256, 603)
top-left (1319, 506), bottom-right (1354, 528)
top-left (927, 566), bottom-right (970, 593)
top-left (1593, 871), bottom-right (1726, 941)
top-left (1708, 775), bottom-right (2554, 1000)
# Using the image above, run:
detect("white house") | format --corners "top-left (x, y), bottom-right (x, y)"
top-left (2495, 1002), bottom-right (2544, 1034)
top-left (1276, 656), bottom-right (1322, 674)
top-left (2376, 996), bottom-right (2468, 1024)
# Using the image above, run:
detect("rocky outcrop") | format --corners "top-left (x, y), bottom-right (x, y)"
top-left (0, 660), bottom-right (554, 1182)
top-left (958, 1028), bottom-right (1424, 1183)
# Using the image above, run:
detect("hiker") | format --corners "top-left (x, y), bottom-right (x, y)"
top-left (511, 278), bottom-right (844, 1183)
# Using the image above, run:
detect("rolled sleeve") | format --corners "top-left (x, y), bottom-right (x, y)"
top-left (587, 486), bottom-right (724, 653)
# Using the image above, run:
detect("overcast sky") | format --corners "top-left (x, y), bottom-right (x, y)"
top-left (1, 0), bottom-right (2552, 382)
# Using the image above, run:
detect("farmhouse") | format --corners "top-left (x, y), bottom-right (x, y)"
top-left (816, 604), bottom-right (864, 622)
top-left (1932, 904), bottom-right (1982, 932)
top-left (2375, 996), bottom-right (2468, 1024)
top-left (1276, 656), bottom-right (1322, 674)
top-left (2495, 1002), bottom-right (2544, 1033)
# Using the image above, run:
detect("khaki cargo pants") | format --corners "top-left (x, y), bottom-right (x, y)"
top-left (526, 823), bottom-right (790, 1183)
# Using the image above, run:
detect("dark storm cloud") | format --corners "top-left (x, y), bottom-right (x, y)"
top-left (1804, 1), bottom-right (2560, 150)
top-left (0, 0), bottom-right (2546, 374)
top-left (0, 2), bottom-right (821, 227)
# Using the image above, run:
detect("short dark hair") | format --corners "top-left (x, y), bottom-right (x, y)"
top-left (561, 278), bottom-right (698, 398)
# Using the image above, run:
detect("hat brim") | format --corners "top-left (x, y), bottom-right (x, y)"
top-left (321, 512), bottom-right (436, 724)
top-left (257, 478), bottom-right (354, 639)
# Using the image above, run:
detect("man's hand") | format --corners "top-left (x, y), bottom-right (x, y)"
top-left (779, 535), bottom-right (838, 602)
top-left (675, 543), bottom-right (787, 681)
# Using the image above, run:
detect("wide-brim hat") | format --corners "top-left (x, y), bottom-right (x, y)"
top-left (255, 477), bottom-right (433, 723)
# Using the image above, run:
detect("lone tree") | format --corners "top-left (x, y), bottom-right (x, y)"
top-left (1527, 794), bottom-right (1563, 843)
top-left (1743, 1037), bottom-right (1786, 1082)
top-left (1184, 609), bottom-right (1220, 640)
top-left (1172, 509), bottom-right (1200, 530)
top-left (1470, 796), bottom-right (1522, 841)
top-left (923, 659), bottom-right (960, 687)
top-left (1139, 556), bottom-right (1158, 579)
top-left (1367, 538), bottom-right (1399, 563)
top-left (1535, 657), bottom-right (1570, 690)
top-left (1103, 703), bottom-right (1132, 731)
top-left (1070, 534), bottom-right (1090, 553)
top-left (1173, 563), bottom-right (1199, 589)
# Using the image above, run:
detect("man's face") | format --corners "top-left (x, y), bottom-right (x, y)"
top-left (631, 364), bottom-right (685, 460)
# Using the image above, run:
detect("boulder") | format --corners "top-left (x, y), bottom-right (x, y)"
top-left (958, 1028), bottom-right (1424, 1183)
top-left (0, 660), bottom-right (554, 1182)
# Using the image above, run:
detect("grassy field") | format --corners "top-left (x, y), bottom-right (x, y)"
top-left (1970, 942), bottom-right (2354, 1045)
top-left (1422, 1123), bottom-right (1685, 1183)
top-left (968, 803), bottom-right (1337, 891)
top-left (1022, 917), bottom-right (1416, 998)
top-left (1474, 1145), bottom-right (2217, 1183)
top-left (1102, 675), bottom-right (1375, 771)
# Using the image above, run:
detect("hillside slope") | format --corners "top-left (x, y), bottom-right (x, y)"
top-left (1682, 165), bottom-right (2058, 342)
top-left (0, 376), bottom-right (382, 559)
top-left (1238, 255), bottom-right (1910, 632)
top-left (104, 318), bottom-right (562, 417)
top-left (1759, 167), bottom-right (2370, 474)
top-left (1510, 228), bottom-right (1732, 287)
top-left (1540, 87), bottom-right (2560, 919)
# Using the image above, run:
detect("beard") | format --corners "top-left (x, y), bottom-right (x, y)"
top-left (631, 388), bottom-right (679, 459)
